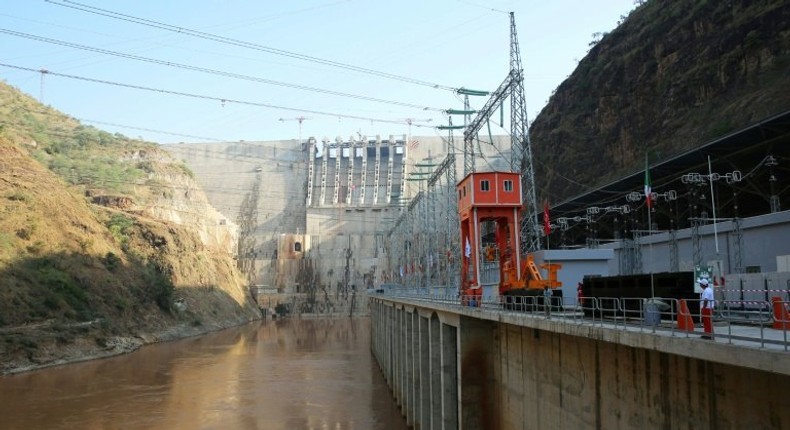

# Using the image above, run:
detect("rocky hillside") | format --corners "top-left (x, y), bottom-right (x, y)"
top-left (531, 0), bottom-right (790, 203)
top-left (0, 81), bottom-right (260, 374)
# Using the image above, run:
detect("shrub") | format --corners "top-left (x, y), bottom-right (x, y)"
top-left (142, 261), bottom-right (175, 312)
top-left (32, 265), bottom-right (93, 321)
top-left (26, 241), bottom-right (45, 255)
top-left (106, 214), bottom-right (134, 246)
top-left (103, 252), bottom-right (121, 271)
top-left (177, 163), bottom-right (194, 178)
top-left (16, 228), bottom-right (32, 240)
top-left (7, 191), bottom-right (30, 202)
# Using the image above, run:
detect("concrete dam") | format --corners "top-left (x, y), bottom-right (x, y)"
top-left (164, 134), bottom-right (509, 293)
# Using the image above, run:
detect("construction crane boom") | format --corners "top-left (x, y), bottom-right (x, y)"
top-left (278, 116), bottom-right (311, 145)
top-left (278, 116), bottom-right (311, 124)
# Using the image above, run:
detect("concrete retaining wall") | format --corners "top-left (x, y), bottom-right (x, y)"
top-left (371, 297), bottom-right (790, 429)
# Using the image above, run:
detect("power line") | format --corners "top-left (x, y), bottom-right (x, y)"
top-left (77, 119), bottom-right (227, 142)
top-left (0, 112), bottom-right (230, 143)
top-left (0, 62), bottom-right (438, 128)
top-left (0, 28), bottom-right (443, 112)
top-left (44, 0), bottom-right (458, 91)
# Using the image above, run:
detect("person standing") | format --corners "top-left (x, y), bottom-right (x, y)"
top-left (699, 278), bottom-right (715, 339)
top-left (543, 286), bottom-right (552, 318)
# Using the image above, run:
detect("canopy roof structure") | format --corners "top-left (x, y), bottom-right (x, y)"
top-left (549, 110), bottom-right (790, 247)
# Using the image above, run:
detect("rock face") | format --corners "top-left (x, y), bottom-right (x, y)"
top-left (0, 82), bottom-right (260, 375)
top-left (531, 0), bottom-right (790, 203)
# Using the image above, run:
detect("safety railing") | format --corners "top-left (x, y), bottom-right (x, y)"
top-left (376, 291), bottom-right (790, 351)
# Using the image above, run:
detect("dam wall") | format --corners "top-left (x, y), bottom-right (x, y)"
top-left (164, 135), bottom-right (511, 289)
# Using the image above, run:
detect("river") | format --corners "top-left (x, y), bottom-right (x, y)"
top-left (0, 318), bottom-right (408, 430)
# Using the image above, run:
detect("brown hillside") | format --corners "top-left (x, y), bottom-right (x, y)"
top-left (0, 82), bottom-right (260, 374)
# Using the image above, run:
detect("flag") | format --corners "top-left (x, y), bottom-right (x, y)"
top-left (543, 201), bottom-right (551, 236)
top-left (464, 237), bottom-right (471, 258)
top-left (644, 153), bottom-right (652, 209)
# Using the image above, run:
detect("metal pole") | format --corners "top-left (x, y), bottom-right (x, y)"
top-left (708, 155), bottom-right (720, 254)
top-left (649, 208), bottom-right (655, 298)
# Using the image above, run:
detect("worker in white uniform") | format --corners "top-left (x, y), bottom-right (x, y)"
top-left (699, 278), bottom-right (715, 339)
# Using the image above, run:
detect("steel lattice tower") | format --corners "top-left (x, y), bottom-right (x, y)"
top-left (509, 12), bottom-right (541, 253)
top-left (461, 12), bottom-right (541, 253)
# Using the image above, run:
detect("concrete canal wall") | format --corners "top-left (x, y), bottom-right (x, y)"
top-left (370, 297), bottom-right (790, 430)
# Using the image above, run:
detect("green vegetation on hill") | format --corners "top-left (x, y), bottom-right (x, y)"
top-left (0, 82), bottom-right (193, 197)
top-left (0, 81), bottom-right (258, 374)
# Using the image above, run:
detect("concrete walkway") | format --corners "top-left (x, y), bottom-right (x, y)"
top-left (390, 294), bottom-right (790, 352)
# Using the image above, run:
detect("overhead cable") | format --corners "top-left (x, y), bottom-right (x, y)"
top-left (0, 62), bottom-right (437, 128)
top-left (77, 119), bottom-right (227, 142)
top-left (44, 0), bottom-right (458, 91)
top-left (0, 28), bottom-right (442, 112)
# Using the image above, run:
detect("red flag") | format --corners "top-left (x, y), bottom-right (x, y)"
top-left (543, 201), bottom-right (551, 236)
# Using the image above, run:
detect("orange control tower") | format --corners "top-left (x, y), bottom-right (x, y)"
top-left (457, 171), bottom-right (561, 305)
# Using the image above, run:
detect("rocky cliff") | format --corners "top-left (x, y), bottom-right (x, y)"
top-left (531, 0), bottom-right (790, 203)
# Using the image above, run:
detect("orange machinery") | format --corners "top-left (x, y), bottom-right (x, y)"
top-left (457, 171), bottom-right (561, 305)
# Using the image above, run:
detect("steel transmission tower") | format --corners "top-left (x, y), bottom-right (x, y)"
top-left (462, 12), bottom-right (541, 253)
top-left (509, 13), bottom-right (540, 253)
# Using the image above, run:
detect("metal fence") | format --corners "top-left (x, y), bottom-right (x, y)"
top-left (376, 291), bottom-right (790, 351)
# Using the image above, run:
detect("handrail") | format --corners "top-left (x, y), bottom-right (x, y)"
top-left (372, 291), bottom-right (790, 352)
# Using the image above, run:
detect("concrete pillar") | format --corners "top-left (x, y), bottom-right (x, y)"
top-left (410, 311), bottom-right (420, 428)
top-left (430, 314), bottom-right (442, 429)
top-left (441, 322), bottom-right (458, 430)
top-left (402, 307), bottom-right (409, 408)
top-left (386, 303), bottom-right (393, 386)
top-left (418, 315), bottom-right (430, 430)
top-left (402, 307), bottom-right (408, 410)
top-left (500, 326), bottom-right (525, 429)
top-left (404, 311), bottom-right (419, 426)
top-left (459, 315), bottom-right (496, 429)
top-left (393, 306), bottom-right (401, 405)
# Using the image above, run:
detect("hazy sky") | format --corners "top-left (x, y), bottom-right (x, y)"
top-left (1, 0), bottom-right (637, 144)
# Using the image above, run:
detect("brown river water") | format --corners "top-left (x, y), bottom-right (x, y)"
top-left (0, 318), bottom-right (408, 430)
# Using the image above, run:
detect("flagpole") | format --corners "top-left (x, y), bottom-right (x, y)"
top-left (543, 201), bottom-right (551, 279)
top-left (645, 153), bottom-right (655, 299)
top-left (708, 155), bottom-right (719, 254)
top-left (708, 155), bottom-right (722, 286)
top-left (649, 208), bottom-right (655, 299)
